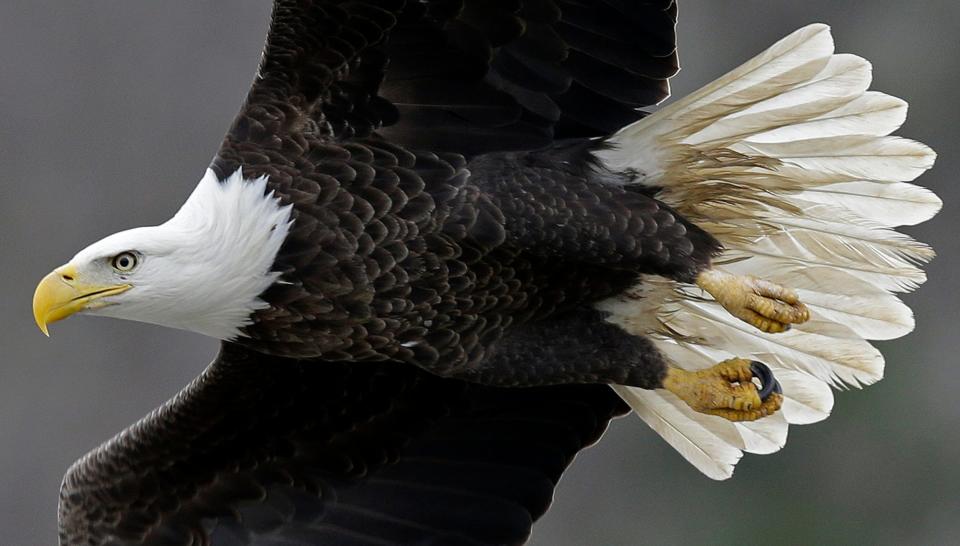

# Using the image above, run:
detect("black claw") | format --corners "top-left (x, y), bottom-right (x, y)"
top-left (750, 361), bottom-right (781, 401)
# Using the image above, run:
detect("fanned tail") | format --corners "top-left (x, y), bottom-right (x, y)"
top-left (595, 24), bottom-right (939, 479)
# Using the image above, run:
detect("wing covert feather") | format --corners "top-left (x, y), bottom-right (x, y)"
top-left (58, 343), bottom-right (626, 545)
top-left (225, 0), bottom-right (679, 158)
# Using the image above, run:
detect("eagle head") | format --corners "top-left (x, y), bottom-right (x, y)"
top-left (32, 169), bottom-right (293, 340)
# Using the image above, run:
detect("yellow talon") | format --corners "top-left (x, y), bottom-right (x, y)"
top-left (661, 358), bottom-right (783, 422)
top-left (696, 269), bottom-right (810, 333)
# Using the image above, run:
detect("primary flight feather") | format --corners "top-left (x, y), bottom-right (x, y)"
top-left (31, 1), bottom-right (938, 544)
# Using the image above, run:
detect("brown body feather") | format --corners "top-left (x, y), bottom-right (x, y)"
top-left (60, 1), bottom-right (708, 544)
top-left (212, 0), bottom-right (717, 377)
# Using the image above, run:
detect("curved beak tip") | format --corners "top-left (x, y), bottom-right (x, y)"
top-left (32, 264), bottom-right (132, 336)
top-left (33, 267), bottom-right (69, 337)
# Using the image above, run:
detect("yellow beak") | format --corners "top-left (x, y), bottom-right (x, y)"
top-left (32, 264), bottom-right (132, 336)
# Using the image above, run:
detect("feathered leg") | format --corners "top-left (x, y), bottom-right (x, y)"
top-left (449, 309), bottom-right (781, 422)
top-left (456, 309), bottom-right (670, 388)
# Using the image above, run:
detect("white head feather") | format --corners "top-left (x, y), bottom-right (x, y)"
top-left (69, 168), bottom-right (293, 339)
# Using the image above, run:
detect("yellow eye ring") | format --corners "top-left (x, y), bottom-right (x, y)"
top-left (112, 252), bottom-right (138, 272)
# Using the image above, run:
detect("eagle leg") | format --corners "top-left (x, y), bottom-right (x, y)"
top-left (450, 309), bottom-right (669, 389)
top-left (662, 358), bottom-right (784, 422)
top-left (695, 269), bottom-right (810, 333)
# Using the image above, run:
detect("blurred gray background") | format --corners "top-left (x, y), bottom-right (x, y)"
top-left (1, 1), bottom-right (957, 544)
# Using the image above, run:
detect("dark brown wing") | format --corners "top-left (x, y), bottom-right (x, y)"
top-left (58, 343), bottom-right (627, 545)
top-left (378, 0), bottom-right (679, 155)
top-left (221, 0), bottom-right (678, 160)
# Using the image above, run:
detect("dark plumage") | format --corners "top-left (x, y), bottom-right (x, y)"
top-left (212, 0), bottom-right (717, 374)
top-left (56, 1), bottom-right (720, 543)
top-left (39, 2), bottom-right (940, 539)
top-left (59, 344), bottom-right (628, 545)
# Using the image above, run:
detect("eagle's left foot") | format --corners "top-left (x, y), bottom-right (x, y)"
top-left (696, 269), bottom-right (810, 333)
top-left (662, 358), bottom-right (783, 422)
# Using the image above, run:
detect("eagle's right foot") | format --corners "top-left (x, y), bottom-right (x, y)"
top-left (696, 269), bottom-right (810, 333)
top-left (662, 358), bottom-right (783, 422)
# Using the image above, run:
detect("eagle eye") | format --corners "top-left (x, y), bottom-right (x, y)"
top-left (111, 252), bottom-right (139, 272)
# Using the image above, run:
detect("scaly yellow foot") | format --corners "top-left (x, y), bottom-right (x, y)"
top-left (662, 358), bottom-right (783, 422)
top-left (696, 269), bottom-right (810, 333)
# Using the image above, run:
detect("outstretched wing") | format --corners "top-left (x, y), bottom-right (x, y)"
top-left (58, 343), bottom-right (627, 545)
top-left (216, 0), bottom-right (678, 166)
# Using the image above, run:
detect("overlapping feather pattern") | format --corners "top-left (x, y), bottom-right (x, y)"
top-left (596, 24), bottom-right (939, 479)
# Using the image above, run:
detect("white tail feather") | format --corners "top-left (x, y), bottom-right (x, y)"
top-left (776, 370), bottom-right (834, 424)
top-left (736, 413), bottom-right (789, 455)
top-left (685, 54), bottom-right (872, 147)
top-left (596, 24), bottom-right (938, 479)
top-left (731, 136), bottom-right (935, 183)
top-left (613, 385), bottom-right (742, 480)
top-left (796, 181), bottom-right (941, 227)
top-left (750, 92), bottom-right (908, 143)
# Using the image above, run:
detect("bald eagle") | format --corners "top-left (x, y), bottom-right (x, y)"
top-left (33, 1), bottom-right (938, 544)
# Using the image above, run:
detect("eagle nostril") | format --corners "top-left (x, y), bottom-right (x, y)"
top-left (61, 274), bottom-right (74, 282)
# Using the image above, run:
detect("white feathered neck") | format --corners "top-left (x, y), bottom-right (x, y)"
top-left (76, 168), bottom-right (293, 340)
